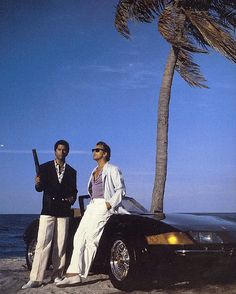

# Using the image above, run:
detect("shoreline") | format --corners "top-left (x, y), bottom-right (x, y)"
top-left (1, 257), bottom-right (236, 294)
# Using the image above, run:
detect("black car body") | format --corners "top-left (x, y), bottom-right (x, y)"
top-left (23, 195), bottom-right (236, 291)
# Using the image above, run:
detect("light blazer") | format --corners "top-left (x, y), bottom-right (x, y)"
top-left (36, 160), bottom-right (77, 217)
top-left (88, 162), bottom-right (127, 213)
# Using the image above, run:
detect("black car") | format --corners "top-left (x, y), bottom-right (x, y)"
top-left (23, 195), bottom-right (236, 291)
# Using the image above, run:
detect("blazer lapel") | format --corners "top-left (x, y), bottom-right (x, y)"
top-left (60, 164), bottom-right (68, 184)
top-left (102, 162), bottom-right (108, 183)
top-left (50, 160), bottom-right (60, 184)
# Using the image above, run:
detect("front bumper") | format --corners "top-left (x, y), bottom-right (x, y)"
top-left (136, 244), bottom-right (236, 283)
top-left (175, 247), bottom-right (235, 257)
top-left (137, 243), bottom-right (236, 272)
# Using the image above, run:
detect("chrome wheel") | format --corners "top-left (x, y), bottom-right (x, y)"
top-left (110, 239), bottom-right (130, 281)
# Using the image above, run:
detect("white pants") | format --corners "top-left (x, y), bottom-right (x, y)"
top-left (66, 198), bottom-right (111, 278)
top-left (30, 215), bottom-right (69, 282)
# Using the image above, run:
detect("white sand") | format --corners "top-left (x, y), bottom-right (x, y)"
top-left (0, 257), bottom-right (236, 294)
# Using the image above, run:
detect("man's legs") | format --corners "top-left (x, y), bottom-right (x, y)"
top-left (51, 217), bottom-right (69, 280)
top-left (79, 199), bottom-right (111, 278)
top-left (57, 199), bottom-right (110, 287)
top-left (29, 215), bottom-right (55, 282)
top-left (65, 211), bottom-right (88, 275)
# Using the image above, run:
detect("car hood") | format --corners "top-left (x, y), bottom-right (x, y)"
top-left (155, 213), bottom-right (236, 232)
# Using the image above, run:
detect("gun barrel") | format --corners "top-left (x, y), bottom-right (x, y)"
top-left (32, 149), bottom-right (40, 175)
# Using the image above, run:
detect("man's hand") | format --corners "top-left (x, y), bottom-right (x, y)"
top-left (35, 176), bottom-right (41, 186)
top-left (67, 196), bottom-right (75, 204)
top-left (105, 202), bottom-right (112, 210)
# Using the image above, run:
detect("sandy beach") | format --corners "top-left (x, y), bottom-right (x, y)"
top-left (0, 257), bottom-right (236, 294)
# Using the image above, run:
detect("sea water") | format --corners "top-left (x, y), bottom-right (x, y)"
top-left (0, 214), bottom-right (38, 258)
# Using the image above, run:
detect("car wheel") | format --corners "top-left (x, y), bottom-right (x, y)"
top-left (108, 237), bottom-right (140, 291)
top-left (26, 237), bottom-right (37, 270)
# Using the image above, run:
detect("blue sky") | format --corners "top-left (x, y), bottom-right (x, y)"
top-left (0, 0), bottom-right (235, 214)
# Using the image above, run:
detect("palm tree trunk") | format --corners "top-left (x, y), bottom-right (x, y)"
top-left (151, 46), bottom-right (179, 213)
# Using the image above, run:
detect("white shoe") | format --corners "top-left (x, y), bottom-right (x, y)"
top-left (56, 275), bottom-right (81, 287)
top-left (21, 280), bottom-right (42, 289)
top-left (53, 277), bottom-right (63, 283)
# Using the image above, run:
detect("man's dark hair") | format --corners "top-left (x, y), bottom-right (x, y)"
top-left (96, 141), bottom-right (111, 161)
top-left (54, 140), bottom-right (70, 153)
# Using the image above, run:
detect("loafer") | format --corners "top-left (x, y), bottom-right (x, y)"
top-left (50, 276), bottom-right (63, 283)
top-left (56, 275), bottom-right (81, 287)
top-left (21, 280), bottom-right (42, 289)
top-left (53, 277), bottom-right (63, 283)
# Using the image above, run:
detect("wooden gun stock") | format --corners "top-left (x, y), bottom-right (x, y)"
top-left (32, 149), bottom-right (40, 175)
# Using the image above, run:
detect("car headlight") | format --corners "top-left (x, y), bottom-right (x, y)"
top-left (145, 232), bottom-right (194, 245)
top-left (189, 231), bottom-right (223, 244)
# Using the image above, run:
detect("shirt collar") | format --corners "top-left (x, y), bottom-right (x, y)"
top-left (54, 160), bottom-right (66, 168)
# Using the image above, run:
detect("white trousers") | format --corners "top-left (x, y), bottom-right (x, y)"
top-left (66, 198), bottom-right (111, 278)
top-left (30, 215), bottom-right (69, 282)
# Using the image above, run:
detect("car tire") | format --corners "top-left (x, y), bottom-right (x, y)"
top-left (26, 237), bottom-right (37, 270)
top-left (108, 236), bottom-right (141, 291)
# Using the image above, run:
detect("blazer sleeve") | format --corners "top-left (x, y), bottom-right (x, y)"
top-left (108, 166), bottom-right (126, 209)
top-left (35, 164), bottom-right (46, 192)
top-left (69, 170), bottom-right (78, 205)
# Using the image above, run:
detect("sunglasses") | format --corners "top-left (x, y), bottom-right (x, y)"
top-left (92, 148), bottom-right (105, 153)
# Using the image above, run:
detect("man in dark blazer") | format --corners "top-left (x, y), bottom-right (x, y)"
top-left (22, 140), bottom-right (77, 289)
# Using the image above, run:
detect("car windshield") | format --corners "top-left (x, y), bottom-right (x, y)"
top-left (79, 195), bottom-right (151, 215)
top-left (122, 197), bottom-right (150, 214)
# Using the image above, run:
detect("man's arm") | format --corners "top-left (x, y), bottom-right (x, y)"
top-left (67, 169), bottom-right (78, 205)
top-left (107, 166), bottom-right (126, 209)
top-left (34, 164), bottom-right (45, 192)
top-left (35, 173), bottom-right (44, 192)
top-left (35, 176), bottom-right (42, 192)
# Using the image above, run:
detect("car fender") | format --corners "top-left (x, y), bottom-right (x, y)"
top-left (23, 218), bottom-right (39, 245)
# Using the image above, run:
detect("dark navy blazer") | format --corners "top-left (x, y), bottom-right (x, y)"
top-left (35, 160), bottom-right (77, 217)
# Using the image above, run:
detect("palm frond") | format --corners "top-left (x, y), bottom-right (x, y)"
top-left (187, 23), bottom-right (210, 49)
top-left (178, 0), bottom-right (211, 10)
top-left (115, 0), bottom-right (168, 38)
top-left (175, 49), bottom-right (208, 88)
top-left (210, 2), bottom-right (236, 29)
top-left (181, 0), bottom-right (236, 14)
top-left (158, 5), bottom-right (207, 53)
top-left (188, 11), bottom-right (236, 62)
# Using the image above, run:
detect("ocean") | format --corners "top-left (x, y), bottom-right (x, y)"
top-left (0, 214), bottom-right (38, 258)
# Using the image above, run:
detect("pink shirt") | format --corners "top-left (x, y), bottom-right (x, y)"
top-left (91, 169), bottom-right (104, 198)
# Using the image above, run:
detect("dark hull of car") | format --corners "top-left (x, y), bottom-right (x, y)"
top-left (159, 213), bottom-right (236, 233)
top-left (22, 207), bottom-right (236, 284)
top-left (142, 243), bottom-right (236, 267)
top-left (141, 244), bottom-right (236, 283)
top-left (91, 213), bottom-right (236, 276)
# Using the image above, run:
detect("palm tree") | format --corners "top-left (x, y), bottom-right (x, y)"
top-left (115, 0), bottom-right (236, 213)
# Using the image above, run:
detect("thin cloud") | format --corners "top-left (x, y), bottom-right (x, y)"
top-left (76, 62), bottom-right (161, 90)
top-left (79, 64), bottom-right (126, 74)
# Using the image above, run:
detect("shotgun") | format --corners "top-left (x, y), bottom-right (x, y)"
top-left (32, 149), bottom-right (40, 175)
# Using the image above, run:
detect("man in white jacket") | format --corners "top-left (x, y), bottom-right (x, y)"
top-left (57, 141), bottom-right (126, 287)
